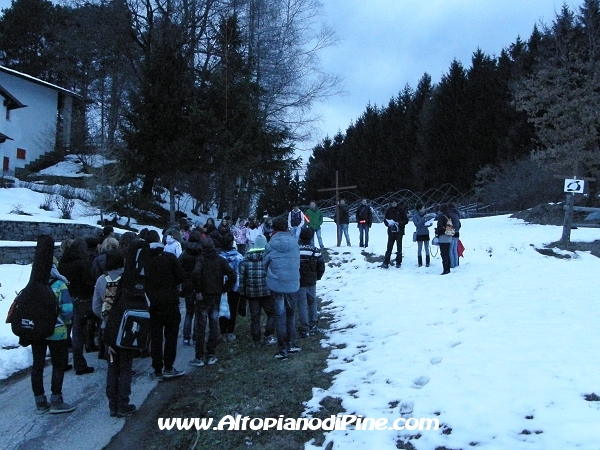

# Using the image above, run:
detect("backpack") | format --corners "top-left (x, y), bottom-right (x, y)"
top-left (101, 273), bottom-right (122, 318)
top-left (103, 240), bottom-right (151, 350)
top-left (10, 279), bottom-right (59, 343)
top-left (300, 250), bottom-right (318, 282)
top-left (444, 215), bottom-right (455, 236)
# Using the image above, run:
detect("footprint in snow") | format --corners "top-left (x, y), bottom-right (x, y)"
top-left (449, 341), bottom-right (461, 348)
top-left (430, 357), bottom-right (442, 365)
top-left (411, 376), bottom-right (430, 389)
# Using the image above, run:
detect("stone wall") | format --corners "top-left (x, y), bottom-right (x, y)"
top-left (0, 220), bottom-right (101, 241)
top-left (0, 220), bottom-right (102, 264)
top-left (0, 245), bottom-right (62, 265)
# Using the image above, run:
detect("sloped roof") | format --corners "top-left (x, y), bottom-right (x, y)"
top-left (0, 66), bottom-right (82, 99)
top-left (0, 83), bottom-right (26, 110)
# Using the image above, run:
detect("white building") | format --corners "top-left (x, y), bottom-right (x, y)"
top-left (0, 66), bottom-right (81, 174)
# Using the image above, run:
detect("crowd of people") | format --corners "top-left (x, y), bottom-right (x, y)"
top-left (24, 198), bottom-right (462, 417)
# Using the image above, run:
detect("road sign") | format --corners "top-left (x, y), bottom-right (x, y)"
top-left (564, 178), bottom-right (585, 193)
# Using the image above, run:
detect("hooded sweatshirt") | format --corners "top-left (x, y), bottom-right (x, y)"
top-left (263, 230), bottom-right (300, 294)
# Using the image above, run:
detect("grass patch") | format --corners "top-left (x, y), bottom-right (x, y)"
top-left (140, 301), bottom-right (338, 450)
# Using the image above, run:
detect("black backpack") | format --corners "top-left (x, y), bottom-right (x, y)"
top-left (10, 235), bottom-right (59, 344)
top-left (299, 249), bottom-right (318, 282)
top-left (104, 239), bottom-right (151, 348)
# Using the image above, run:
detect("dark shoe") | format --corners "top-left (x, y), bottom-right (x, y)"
top-left (64, 364), bottom-right (73, 372)
top-left (441, 271), bottom-right (450, 275)
top-left (110, 409), bottom-right (117, 417)
top-left (35, 395), bottom-right (50, 415)
top-left (117, 404), bottom-right (137, 418)
top-left (395, 262), bottom-right (401, 268)
top-left (49, 398), bottom-right (76, 414)
top-left (149, 371), bottom-right (163, 382)
top-left (75, 367), bottom-right (94, 375)
top-left (207, 355), bottom-right (218, 365)
top-left (163, 368), bottom-right (185, 379)
top-left (189, 358), bottom-right (205, 367)
top-left (418, 256), bottom-right (423, 267)
top-left (380, 263), bottom-right (389, 269)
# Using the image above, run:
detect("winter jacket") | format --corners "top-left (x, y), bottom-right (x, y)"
top-left (91, 253), bottom-right (107, 280)
top-left (191, 248), bottom-right (237, 297)
top-left (356, 204), bottom-right (373, 227)
top-left (179, 240), bottom-right (202, 296)
top-left (298, 243), bottom-right (325, 287)
top-left (304, 207), bottom-right (324, 231)
top-left (335, 203), bottom-right (350, 225)
top-left (164, 235), bottom-right (183, 258)
top-left (92, 268), bottom-right (125, 328)
top-left (239, 248), bottom-right (271, 298)
top-left (58, 244), bottom-right (95, 299)
top-left (263, 230), bottom-right (300, 294)
top-left (447, 206), bottom-right (462, 238)
top-left (47, 278), bottom-right (73, 341)
top-left (288, 209), bottom-right (305, 229)
top-left (384, 205), bottom-right (408, 236)
top-left (412, 211), bottom-right (432, 237)
top-left (260, 222), bottom-right (274, 241)
top-left (233, 226), bottom-right (250, 245)
top-left (143, 243), bottom-right (185, 305)
top-left (435, 213), bottom-right (454, 244)
top-left (248, 227), bottom-right (263, 245)
top-left (219, 248), bottom-right (244, 292)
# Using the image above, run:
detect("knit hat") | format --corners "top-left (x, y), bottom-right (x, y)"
top-left (254, 234), bottom-right (267, 249)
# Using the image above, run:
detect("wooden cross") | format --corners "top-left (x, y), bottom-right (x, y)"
top-left (318, 170), bottom-right (357, 245)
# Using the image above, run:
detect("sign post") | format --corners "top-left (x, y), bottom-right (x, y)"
top-left (555, 175), bottom-right (596, 243)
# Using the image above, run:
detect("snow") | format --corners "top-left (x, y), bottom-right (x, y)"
top-left (1, 159), bottom-right (600, 449)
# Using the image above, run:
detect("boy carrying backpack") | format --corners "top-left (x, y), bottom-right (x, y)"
top-left (11, 235), bottom-right (76, 415)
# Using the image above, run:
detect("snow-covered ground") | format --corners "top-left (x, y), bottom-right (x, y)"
top-left (1, 158), bottom-right (599, 449)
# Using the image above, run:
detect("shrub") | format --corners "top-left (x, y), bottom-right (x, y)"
top-left (56, 196), bottom-right (75, 219)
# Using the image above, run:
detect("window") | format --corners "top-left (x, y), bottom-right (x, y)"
top-left (3, 157), bottom-right (8, 171)
top-left (16, 148), bottom-right (26, 159)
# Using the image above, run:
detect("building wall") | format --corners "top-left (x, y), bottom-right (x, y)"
top-left (0, 72), bottom-right (59, 173)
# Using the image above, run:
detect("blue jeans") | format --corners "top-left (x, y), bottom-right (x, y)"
top-left (358, 224), bottom-right (370, 247)
top-left (295, 285), bottom-right (317, 332)
top-left (337, 224), bottom-right (350, 246)
top-left (195, 296), bottom-right (220, 358)
top-left (273, 292), bottom-right (297, 351)
top-left (249, 296), bottom-right (276, 342)
top-left (291, 226), bottom-right (302, 239)
top-left (450, 237), bottom-right (459, 268)
top-left (311, 228), bottom-right (324, 248)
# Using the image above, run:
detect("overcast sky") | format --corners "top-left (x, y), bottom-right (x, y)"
top-left (307, 0), bottom-right (574, 153)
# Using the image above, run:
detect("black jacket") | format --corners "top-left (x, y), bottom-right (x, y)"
top-left (58, 241), bottom-right (95, 299)
top-left (384, 205), bottom-right (408, 236)
top-left (356, 204), bottom-right (373, 227)
top-left (335, 204), bottom-right (350, 225)
top-left (191, 248), bottom-right (237, 298)
top-left (178, 241), bottom-right (202, 296)
top-left (143, 244), bottom-right (185, 305)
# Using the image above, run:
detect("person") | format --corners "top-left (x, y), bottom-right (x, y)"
top-left (143, 230), bottom-right (186, 380)
top-left (58, 238), bottom-right (96, 375)
top-left (92, 250), bottom-right (136, 417)
top-left (260, 216), bottom-right (274, 242)
top-left (447, 203), bottom-right (462, 268)
top-left (288, 205), bottom-right (305, 239)
top-left (218, 233), bottom-right (244, 342)
top-left (304, 201), bottom-right (325, 249)
top-left (381, 199), bottom-right (408, 268)
top-left (164, 231), bottom-right (183, 258)
top-left (356, 198), bottom-right (373, 248)
top-left (435, 203), bottom-right (454, 275)
top-left (335, 199), bottom-right (351, 247)
top-left (189, 237), bottom-right (237, 367)
top-left (102, 225), bottom-right (115, 241)
top-left (29, 235), bottom-right (76, 414)
top-left (179, 230), bottom-right (203, 346)
top-left (238, 234), bottom-right (276, 347)
top-left (412, 203), bottom-right (434, 267)
top-left (247, 217), bottom-right (263, 248)
top-left (233, 218), bottom-right (250, 256)
top-left (263, 217), bottom-right (301, 360)
top-left (91, 237), bottom-right (120, 280)
top-left (218, 216), bottom-right (235, 235)
top-left (296, 227), bottom-right (325, 337)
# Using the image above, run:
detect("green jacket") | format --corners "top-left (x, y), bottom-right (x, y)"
top-left (304, 207), bottom-right (323, 231)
